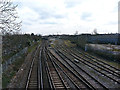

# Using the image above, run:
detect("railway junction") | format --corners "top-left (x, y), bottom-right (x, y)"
top-left (7, 39), bottom-right (120, 89)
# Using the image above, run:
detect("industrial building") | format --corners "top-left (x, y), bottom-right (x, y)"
top-left (87, 34), bottom-right (120, 45)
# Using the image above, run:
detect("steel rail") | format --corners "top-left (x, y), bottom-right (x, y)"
top-left (59, 48), bottom-right (120, 85)
top-left (48, 49), bottom-right (96, 90)
top-left (25, 45), bottom-right (40, 89)
top-left (39, 47), bottom-right (44, 89)
top-left (47, 49), bottom-right (82, 89)
top-left (55, 48), bottom-right (109, 89)
top-left (45, 48), bottom-right (68, 89)
top-left (70, 48), bottom-right (120, 77)
top-left (73, 47), bottom-right (120, 71)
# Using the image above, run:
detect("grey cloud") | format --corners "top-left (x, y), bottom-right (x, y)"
top-left (32, 8), bottom-right (66, 20)
top-left (64, 0), bottom-right (82, 8)
top-left (81, 12), bottom-right (92, 21)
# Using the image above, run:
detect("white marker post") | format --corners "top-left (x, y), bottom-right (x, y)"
top-left (118, 1), bottom-right (120, 33)
top-left (118, 2), bottom-right (120, 45)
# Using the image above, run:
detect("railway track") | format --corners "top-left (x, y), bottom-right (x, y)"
top-left (44, 47), bottom-right (68, 89)
top-left (60, 46), bottom-right (120, 84)
top-left (44, 42), bottom-right (98, 89)
top-left (73, 48), bottom-right (120, 72)
top-left (73, 47), bottom-right (120, 71)
top-left (47, 48), bottom-right (94, 89)
top-left (55, 45), bottom-right (120, 88)
top-left (25, 42), bottom-right (47, 89)
top-left (38, 46), bottom-right (44, 89)
top-left (58, 45), bottom-right (120, 77)
top-left (40, 43), bottom-right (53, 89)
top-left (52, 48), bottom-right (109, 89)
top-left (24, 40), bottom-right (119, 89)
top-left (25, 45), bottom-right (41, 89)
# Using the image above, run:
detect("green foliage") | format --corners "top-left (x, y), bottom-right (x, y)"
top-left (3, 34), bottom-right (41, 63)
top-left (64, 40), bottom-right (76, 47)
top-left (2, 54), bottom-right (25, 88)
top-left (2, 73), bottom-right (11, 88)
top-left (26, 41), bottom-right (31, 47)
top-left (27, 41), bottom-right (41, 53)
top-left (2, 52), bottom-right (17, 64)
top-left (62, 35), bottom-right (88, 49)
top-left (2, 34), bottom-right (42, 88)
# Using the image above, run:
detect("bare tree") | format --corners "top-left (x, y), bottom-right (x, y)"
top-left (93, 28), bottom-right (98, 35)
top-left (0, 0), bottom-right (21, 35)
top-left (74, 31), bottom-right (78, 35)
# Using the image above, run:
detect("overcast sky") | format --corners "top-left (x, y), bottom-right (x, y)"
top-left (13, 0), bottom-right (119, 35)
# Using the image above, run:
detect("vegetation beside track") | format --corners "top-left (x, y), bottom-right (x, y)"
top-left (2, 34), bottom-right (41, 63)
top-left (2, 54), bottom-right (25, 88)
top-left (53, 38), bottom-right (120, 69)
top-left (60, 35), bottom-right (120, 62)
top-left (27, 41), bottom-right (41, 53)
top-left (2, 34), bottom-right (41, 88)
top-left (64, 40), bottom-right (76, 48)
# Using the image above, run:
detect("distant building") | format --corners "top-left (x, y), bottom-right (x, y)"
top-left (87, 34), bottom-right (120, 45)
